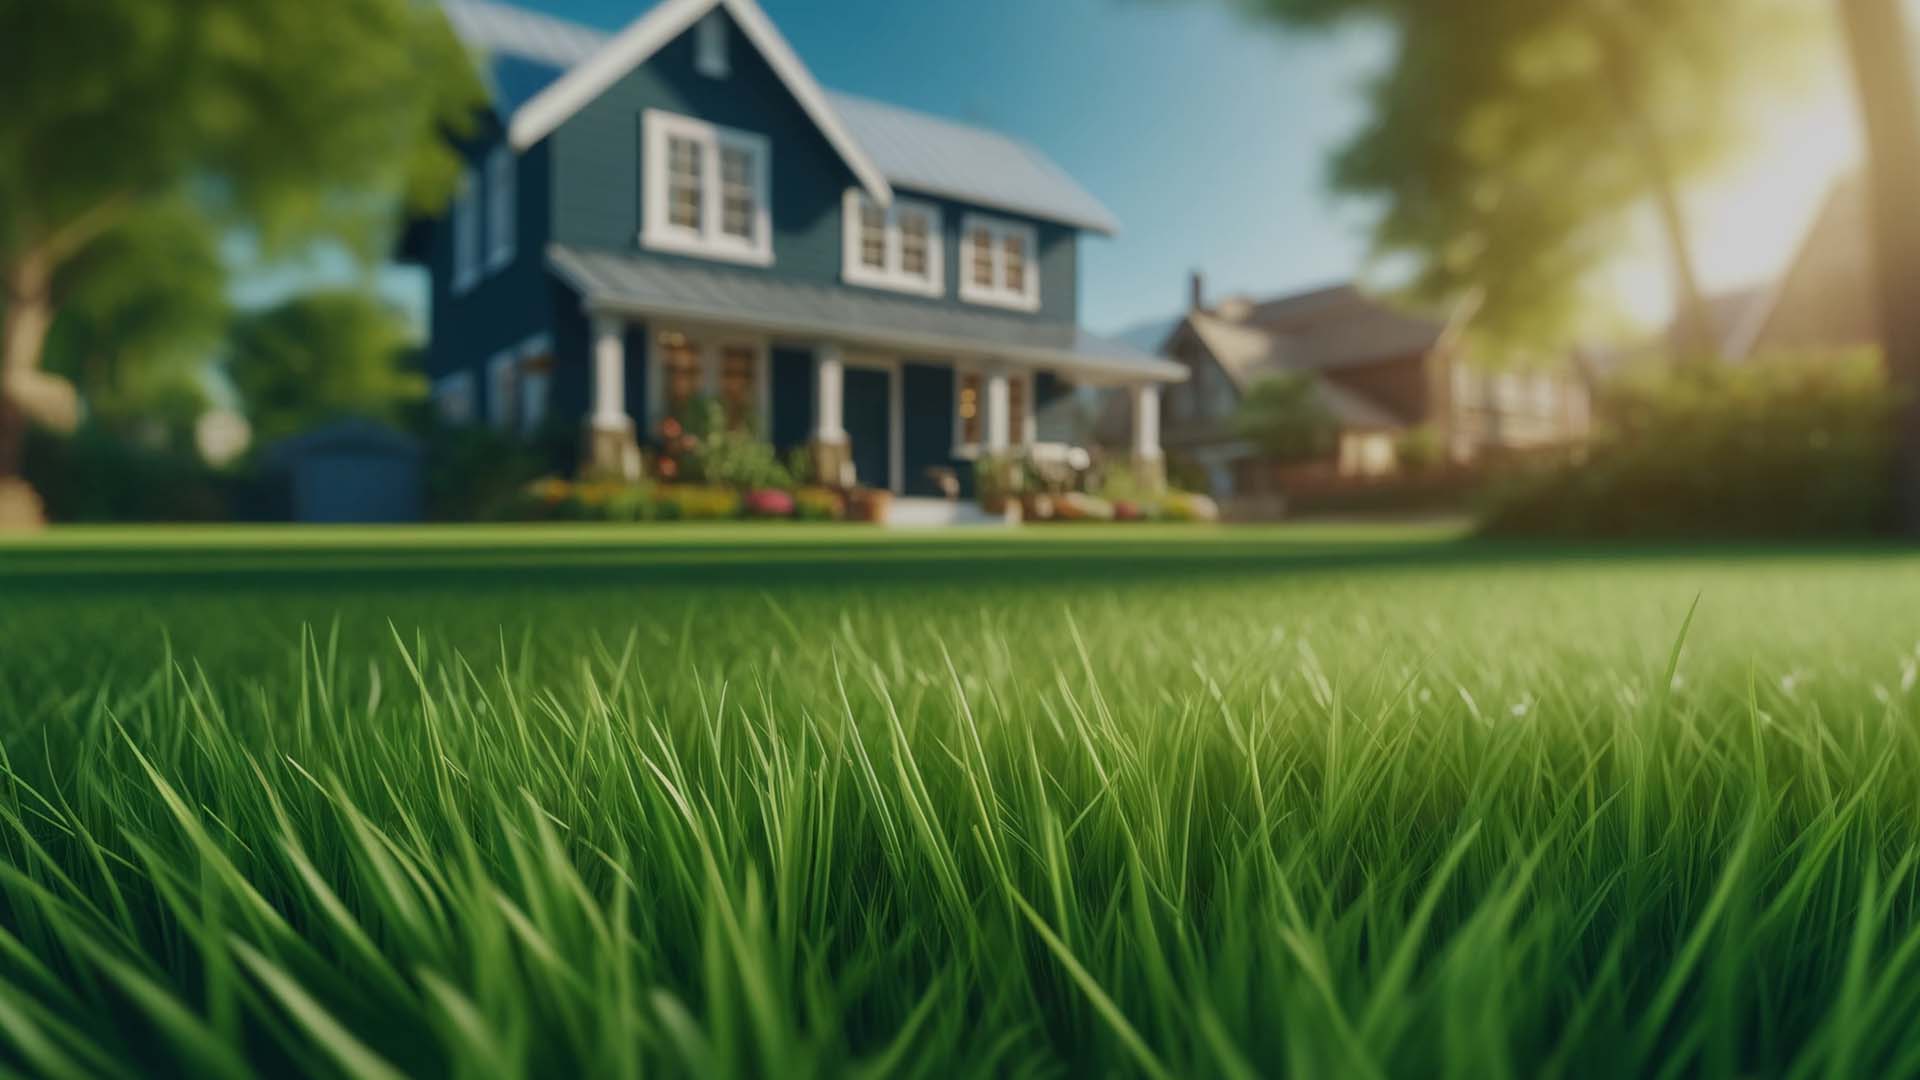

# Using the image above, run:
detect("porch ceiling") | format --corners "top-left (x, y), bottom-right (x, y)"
top-left (548, 244), bottom-right (1185, 383)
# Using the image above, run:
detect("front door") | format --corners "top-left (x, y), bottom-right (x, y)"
top-left (843, 366), bottom-right (892, 491)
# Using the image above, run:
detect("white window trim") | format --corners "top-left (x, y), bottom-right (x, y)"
top-left (695, 10), bottom-right (730, 79)
top-left (451, 168), bottom-right (480, 295)
top-left (950, 365), bottom-right (1035, 459)
top-left (958, 213), bottom-right (1040, 312)
top-left (485, 147), bottom-right (515, 273)
top-left (642, 323), bottom-right (772, 435)
top-left (841, 189), bottom-right (945, 298)
top-left (641, 110), bottom-right (773, 267)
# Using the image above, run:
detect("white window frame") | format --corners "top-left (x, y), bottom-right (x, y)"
top-left (641, 110), bottom-right (773, 267)
top-left (695, 10), bottom-right (730, 79)
top-left (642, 323), bottom-right (771, 434)
top-left (451, 168), bottom-right (480, 294)
top-left (958, 213), bottom-right (1040, 312)
top-left (485, 147), bottom-right (515, 273)
top-left (841, 190), bottom-right (945, 297)
top-left (433, 371), bottom-right (476, 426)
top-left (950, 365), bottom-right (1035, 459)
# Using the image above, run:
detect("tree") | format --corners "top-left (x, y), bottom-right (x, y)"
top-left (0, 0), bottom-right (482, 525)
top-left (1836, 0), bottom-right (1920, 533)
top-left (226, 291), bottom-right (426, 445)
top-left (1232, 373), bottom-right (1340, 462)
top-left (43, 199), bottom-right (230, 446)
top-left (1227, 0), bottom-right (1811, 358)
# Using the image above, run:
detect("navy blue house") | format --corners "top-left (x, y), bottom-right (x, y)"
top-left (406, 0), bottom-right (1181, 497)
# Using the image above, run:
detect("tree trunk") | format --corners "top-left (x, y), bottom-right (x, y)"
top-left (1, 248), bottom-right (78, 529)
top-left (1589, 17), bottom-right (1720, 364)
top-left (1840, 0), bottom-right (1920, 533)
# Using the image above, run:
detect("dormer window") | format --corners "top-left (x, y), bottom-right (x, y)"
top-left (842, 191), bottom-right (944, 297)
top-left (642, 110), bottom-right (772, 266)
top-left (959, 214), bottom-right (1040, 312)
top-left (695, 11), bottom-right (730, 79)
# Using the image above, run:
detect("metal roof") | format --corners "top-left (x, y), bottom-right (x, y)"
top-left (442, 0), bottom-right (1119, 233)
top-left (824, 92), bottom-right (1119, 235)
top-left (550, 245), bottom-right (1181, 383)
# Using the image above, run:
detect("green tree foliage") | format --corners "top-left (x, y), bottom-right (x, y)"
top-left (0, 0), bottom-right (483, 514)
top-left (1232, 372), bottom-right (1340, 461)
top-left (226, 290), bottom-right (425, 444)
top-left (43, 200), bottom-right (229, 443)
top-left (1227, 0), bottom-right (1814, 357)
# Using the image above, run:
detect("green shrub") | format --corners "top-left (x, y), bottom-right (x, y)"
top-left (1482, 351), bottom-right (1894, 538)
top-left (678, 398), bottom-right (790, 490)
top-left (23, 424), bottom-right (231, 522)
top-left (793, 486), bottom-right (844, 521)
top-left (658, 485), bottom-right (742, 521)
top-left (974, 452), bottom-right (1025, 509)
top-left (1395, 425), bottom-right (1447, 474)
top-left (426, 421), bottom-right (550, 522)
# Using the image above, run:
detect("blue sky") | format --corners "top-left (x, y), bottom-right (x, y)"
top-left (511, 0), bottom-right (1394, 335)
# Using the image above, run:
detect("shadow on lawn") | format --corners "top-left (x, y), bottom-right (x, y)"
top-left (6, 532), bottom-right (1920, 597)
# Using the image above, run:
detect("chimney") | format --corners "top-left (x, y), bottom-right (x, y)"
top-left (1189, 270), bottom-right (1206, 313)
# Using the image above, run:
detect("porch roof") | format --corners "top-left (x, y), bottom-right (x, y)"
top-left (549, 245), bottom-right (1185, 383)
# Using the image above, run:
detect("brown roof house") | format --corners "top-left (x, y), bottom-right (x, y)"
top-left (1112, 275), bottom-right (1590, 502)
top-left (1724, 174), bottom-right (1876, 360)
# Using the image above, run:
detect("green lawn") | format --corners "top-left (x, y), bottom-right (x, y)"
top-left (5, 524), bottom-right (1920, 1077)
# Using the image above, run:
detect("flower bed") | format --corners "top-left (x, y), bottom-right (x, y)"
top-left (509, 478), bottom-right (871, 523)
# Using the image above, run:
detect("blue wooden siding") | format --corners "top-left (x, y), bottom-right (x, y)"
top-left (422, 130), bottom-right (558, 400)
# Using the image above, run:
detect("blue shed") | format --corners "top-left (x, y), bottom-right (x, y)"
top-left (267, 420), bottom-right (425, 524)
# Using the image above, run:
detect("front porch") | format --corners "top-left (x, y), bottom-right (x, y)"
top-left (551, 243), bottom-right (1181, 499)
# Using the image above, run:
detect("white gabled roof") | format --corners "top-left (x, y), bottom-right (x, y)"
top-left (504, 0), bottom-right (893, 206)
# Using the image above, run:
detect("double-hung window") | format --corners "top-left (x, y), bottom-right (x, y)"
top-left (650, 328), bottom-right (766, 434)
top-left (643, 110), bottom-right (772, 266)
top-left (451, 168), bottom-right (479, 294)
top-left (842, 191), bottom-right (944, 296)
top-left (958, 214), bottom-right (1040, 311)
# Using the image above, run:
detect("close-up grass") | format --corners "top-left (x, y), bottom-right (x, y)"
top-left (5, 526), bottom-right (1920, 1077)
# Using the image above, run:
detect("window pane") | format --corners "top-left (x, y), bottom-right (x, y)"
top-left (970, 228), bottom-right (995, 287)
top-left (1003, 233), bottom-right (1027, 293)
top-left (668, 137), bottom-right (704, 231)
top-left (720, 345), bottom-right (756, 430)
top-left (660, 332), bottom-right (702, 418)
top-left (958, 372), bottom-right (982, 446)
top-left (720, 144), bottom-right (755, 241)
top-left (860, 202), bottom-right (887, 269)
top-left (900, 211), bottom-right (929, 277)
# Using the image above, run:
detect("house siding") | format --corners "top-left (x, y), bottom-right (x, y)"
top-left (423, 130), bottom-right (558, 400)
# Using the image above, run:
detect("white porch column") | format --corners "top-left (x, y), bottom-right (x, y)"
top-left (815, 347), bottom-right (847, 443)
top-left (1130, 383), bottom-right (1162, 460)
top-left (985, 371), bottom-right (1011, 453)
top-left (590, 316), bottom-right (632, 432)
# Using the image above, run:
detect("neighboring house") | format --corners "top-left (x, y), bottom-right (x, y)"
top-left (1725, 174), bottom-right (1875, 360)
top-left (1110, 276), bottom-right (1589, 500)
top-left (403, 0), bottom-right (1182, 496)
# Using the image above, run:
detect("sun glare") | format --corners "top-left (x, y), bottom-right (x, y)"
top-left (1614, 72), bottom-right (1860, 329)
